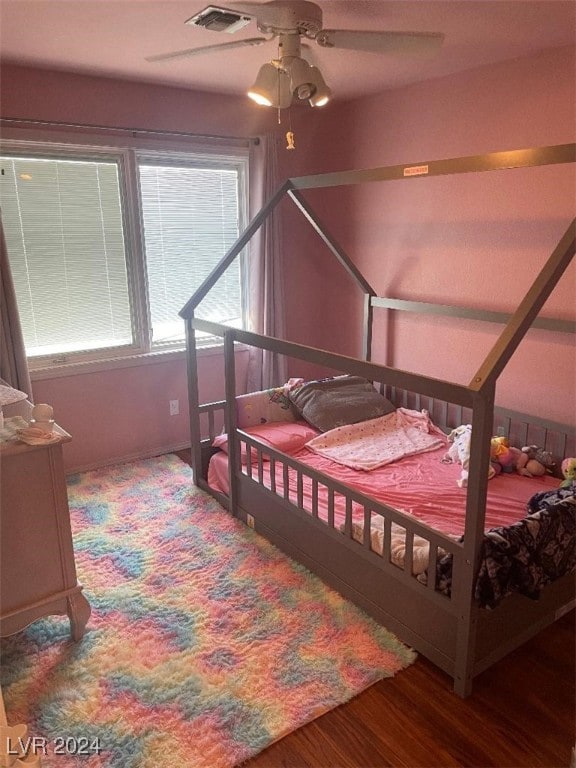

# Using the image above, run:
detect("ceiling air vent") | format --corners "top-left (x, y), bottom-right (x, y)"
top-left (185, 6), bottom-right (253, 34)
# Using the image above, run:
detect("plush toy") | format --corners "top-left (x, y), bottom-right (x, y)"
top-left (515, 445), bottom-right (556, 477)
top-left (560, 457), bottom-right (576, 488)
top-left (444, 425), bottom-right (495, 487)
top-left (490, 438), bottom-right (556, 478)
top-left (443, 425), bottom-right (472, 487)
top-left (490, 436), bottom-right (517, 474)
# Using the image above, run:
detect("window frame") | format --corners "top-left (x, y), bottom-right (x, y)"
top-left (0, 133), bottom-right (250, 376)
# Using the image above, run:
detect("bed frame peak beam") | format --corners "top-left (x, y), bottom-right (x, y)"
top-left (470, 217), bottom-right (575, 391)
top-left (286, 188), bottom-right (376, 297)
top-left (286, 187), bottom-right (376, 361)
top-left (180, 179), bottom-right (294, 319)
top-left (288, 143), bottom-right (576, 191)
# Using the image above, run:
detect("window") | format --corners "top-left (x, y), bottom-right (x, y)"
top-left (0, 140), bottom-right (248, 370)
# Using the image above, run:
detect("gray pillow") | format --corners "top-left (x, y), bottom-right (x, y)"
top-left (289, 376), bottom-right (396, 432)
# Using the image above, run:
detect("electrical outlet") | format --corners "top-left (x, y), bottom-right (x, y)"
top-left (169, 399), bottom-right (179, 416)
top-left (247, 514), bottom-right (255, 529)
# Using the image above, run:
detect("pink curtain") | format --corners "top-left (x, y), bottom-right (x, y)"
top-left (0, 212), bottom-right (32, 397)
top-left (246, 134), bottom-right (287, 391)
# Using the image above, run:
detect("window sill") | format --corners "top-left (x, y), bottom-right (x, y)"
top-left (30, 344), bottom-right (248, 382)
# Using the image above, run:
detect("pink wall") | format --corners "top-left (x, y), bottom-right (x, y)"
top-left (2, 46), bottom-right (575, 473)
top-left (283, 46), bottom-right (575, 424)
top-left (276, 109), bottom-right (363, 369)
top-left (1, 65), bottom-right (275, 138)
top-left (32, 352), bottom-right (249, 472)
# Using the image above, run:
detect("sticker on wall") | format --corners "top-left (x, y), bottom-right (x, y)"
top-left (403, 165), bottom-right (429, 177)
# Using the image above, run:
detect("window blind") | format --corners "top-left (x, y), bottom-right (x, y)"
top-left (138, 163), bottom-right (243, 345)
top-left (0, 156), bottom-right (133, 357)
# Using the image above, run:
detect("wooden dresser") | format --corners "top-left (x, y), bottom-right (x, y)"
top-left (0, 417), bottom-right (90, 640)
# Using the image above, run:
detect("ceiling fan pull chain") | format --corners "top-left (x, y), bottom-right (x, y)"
top-left (277, 52), bottom-right (282, 125)
top-left (276, 39), bottom-right (282, 124)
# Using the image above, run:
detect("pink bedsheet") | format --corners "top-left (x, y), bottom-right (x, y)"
top-left (207, 440), bottom-right (558, 538)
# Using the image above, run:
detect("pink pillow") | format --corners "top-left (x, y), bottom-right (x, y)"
top-left (213, 420), bottom-right (318, 462)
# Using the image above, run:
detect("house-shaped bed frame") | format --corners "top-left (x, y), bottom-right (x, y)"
top-left (180, 143), bottom-right (576, 696)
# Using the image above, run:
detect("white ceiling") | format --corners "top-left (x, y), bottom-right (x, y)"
top-left (1, 1), bottom-right (575, 102)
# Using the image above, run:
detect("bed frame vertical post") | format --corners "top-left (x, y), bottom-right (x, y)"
top-left (223, 330), bottom-right (240, 517)
top-left (185, 315), bottom-right (203, 486)
top-left (453, 384), bottom-right (496, 696)
top-left (362, 293), bottom-right (373, 361)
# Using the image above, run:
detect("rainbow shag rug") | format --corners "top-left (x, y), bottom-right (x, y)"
top-left (1, 454), bottom-right (415, 767)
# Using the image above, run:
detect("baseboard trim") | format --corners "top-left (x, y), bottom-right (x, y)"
top-left (65, 442), bottom-right (191, 476)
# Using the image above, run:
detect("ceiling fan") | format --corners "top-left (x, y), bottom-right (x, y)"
top-left (147, 1), bottom-right (445, 108)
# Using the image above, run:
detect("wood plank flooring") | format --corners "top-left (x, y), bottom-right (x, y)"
top-left (244, 610), bottom-right (574, 768)
top-left (174, 451), bottom-right (575, 768)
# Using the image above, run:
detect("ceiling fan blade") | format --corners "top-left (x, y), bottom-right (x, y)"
top-left (146, 37), bottom-right (268, 63)
top-left (316, 29), bottom-right (445, 55)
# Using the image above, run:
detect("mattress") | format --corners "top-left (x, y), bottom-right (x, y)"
top-left (207, 432), bottom-right (558, 538)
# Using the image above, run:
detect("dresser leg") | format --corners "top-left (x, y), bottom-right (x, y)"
top-left (67, 591), bottom-right (91, 641)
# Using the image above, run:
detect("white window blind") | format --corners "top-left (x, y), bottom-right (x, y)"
top-left (1, 139), bottom-right (248, 371)
top-left (138, 162), bottom-right (243, 346)
top-left (0, 155), bottom-right (132, 358)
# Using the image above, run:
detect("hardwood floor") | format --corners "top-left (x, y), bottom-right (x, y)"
top-left (243, 611), bottom-right (575, 768)
top-left (174, 451), bottom-right (575, 768)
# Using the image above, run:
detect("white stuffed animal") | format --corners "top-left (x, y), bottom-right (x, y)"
top-left (443, 424), bottom-right (473, 487)
top-left (443, 424), bottom-right (495, 488)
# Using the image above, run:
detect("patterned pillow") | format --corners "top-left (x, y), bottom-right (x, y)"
top-left (236, 387), bottom-right (296, 428)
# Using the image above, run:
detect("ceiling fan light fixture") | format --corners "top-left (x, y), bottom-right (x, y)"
top-left (287, 56), bottom-right (316, 100)
top-left (307, 66), bottom-right (331, 106)
top-left (295, 82), bottom-right (314, 100)
top-left (247, 62), bottom-right (292, 108)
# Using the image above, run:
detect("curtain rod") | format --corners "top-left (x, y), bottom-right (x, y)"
top-left (0, 117), bottom-right (259, 145)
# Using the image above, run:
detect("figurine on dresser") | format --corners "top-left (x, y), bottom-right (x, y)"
top-left (15, 404), bottom-right (60, 445)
